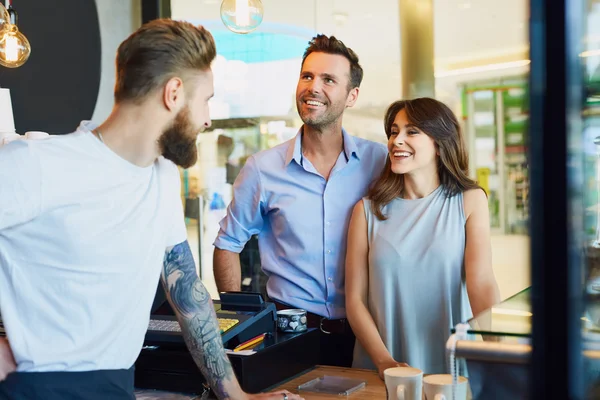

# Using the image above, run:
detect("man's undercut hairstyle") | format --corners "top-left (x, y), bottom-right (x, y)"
top-left (114, 19), bottom-right (217, 103)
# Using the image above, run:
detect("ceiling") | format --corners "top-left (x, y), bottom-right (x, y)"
top-left (172, 0), bottom-right (529, 114)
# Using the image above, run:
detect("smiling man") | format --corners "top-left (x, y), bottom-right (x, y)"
top-left (213, 35), bottom-right (387, 367)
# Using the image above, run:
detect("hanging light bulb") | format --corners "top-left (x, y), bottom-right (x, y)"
top-left (220, 0), bottom-right (264, 34)
top-left (0, 2), bottom-right (9, 32)
top-left (0, 3), bottom-right (30, 68)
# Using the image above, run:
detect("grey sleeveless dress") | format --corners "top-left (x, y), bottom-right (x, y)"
top-left (352, 185), bottom-right (473, 374)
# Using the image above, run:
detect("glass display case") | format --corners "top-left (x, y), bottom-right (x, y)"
top-left (450, 2), bottom-right (600, 398)
top-left (453, 11), bottom-right (600, 390)
top-left (179, 117), bottom-right (299, 298)
top-left (450, 288), bottom-right (600, 399)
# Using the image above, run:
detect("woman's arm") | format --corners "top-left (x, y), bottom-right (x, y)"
top-left (345, 200), bottom-right (407, 378)
top-left (463, 189), bottom-right (501, 317)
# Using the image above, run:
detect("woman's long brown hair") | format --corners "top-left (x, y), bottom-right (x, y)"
top-left (368, 98), bottom-right (482, 220)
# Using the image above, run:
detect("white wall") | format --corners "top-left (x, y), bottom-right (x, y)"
top-left (491, 235), bottom-right (530, 300)
top-left (91, 0), bottom-right (142, 122)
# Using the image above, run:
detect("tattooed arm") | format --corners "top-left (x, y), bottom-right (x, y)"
top-left (162, 242), bottom-right (302, 400)
top-left (162, 241), bottom-right (245, 399)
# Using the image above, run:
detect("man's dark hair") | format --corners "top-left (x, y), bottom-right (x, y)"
top-left (301, 34), bottom-right (363, 90)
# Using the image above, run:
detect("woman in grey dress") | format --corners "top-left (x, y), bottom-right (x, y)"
top-left (345, 98), bottom-right (500, 378)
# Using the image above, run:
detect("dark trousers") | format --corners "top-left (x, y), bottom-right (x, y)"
top-left (273, 300), bottom-right (355, 367)
top-left (318, 324), bottom-right (355, 367)
top-left (0, 367), bottom-right (135, 400)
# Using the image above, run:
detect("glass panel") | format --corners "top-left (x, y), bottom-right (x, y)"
top-left (502, 85), bottom-right (529, 235)
top-left (460, 288), bottom-right (531, 338)
top-left (463, 79), bottom-right (530, 234)
top-left (455, 286), bottom-right (600, 339)
top-left (171, 0), bottom-right (531, 307)
top-left (583, 1), bottom-right (600, 398)
top-left (467, 89), bottom-right (502, 230)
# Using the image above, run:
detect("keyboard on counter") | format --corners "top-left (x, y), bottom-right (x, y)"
top-left (148, 317), bottom-right (239, 334)
top-left (144, 291), bottom-right (276, 348)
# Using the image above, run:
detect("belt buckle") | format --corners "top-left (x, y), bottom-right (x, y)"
top-left (319, 317), bottom-right (331, 335)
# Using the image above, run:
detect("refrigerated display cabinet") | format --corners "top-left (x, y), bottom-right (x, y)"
top-left (462, 78), bottom-right (529, 235)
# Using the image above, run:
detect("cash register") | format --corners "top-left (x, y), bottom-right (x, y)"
top-left (144, 285), bottom-right (277, 349)
top-left (135, 285), bottom-right (320, 394)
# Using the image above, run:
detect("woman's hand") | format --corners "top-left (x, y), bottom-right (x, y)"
top-left (376, 359), bottom-right (409, 380)
top-left (0, 338), bottom-right (16, 381)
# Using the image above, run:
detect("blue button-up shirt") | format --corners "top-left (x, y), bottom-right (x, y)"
top-left (214, 128), bottom-right (387, 319)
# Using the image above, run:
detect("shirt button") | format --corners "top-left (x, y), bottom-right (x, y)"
top-left (326, 221), bottom-right (331, 226)
top-left (328, 277), bottom-right (333, 282)
top-left (326, 250), bottom-right (332, 254)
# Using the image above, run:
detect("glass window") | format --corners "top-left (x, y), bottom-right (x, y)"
top-left (170, 0), bottom-right (532, 305)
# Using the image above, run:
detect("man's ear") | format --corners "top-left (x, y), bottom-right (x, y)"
top-left (163, 77), bottom-right (185, 112)
top-left (345, 87), bottom-right (359, 108)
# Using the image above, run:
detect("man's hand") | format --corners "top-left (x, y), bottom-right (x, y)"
top-left (247, 390), bottom-right (303, 400)
top-left (0, 338), bottom-right (16, 381)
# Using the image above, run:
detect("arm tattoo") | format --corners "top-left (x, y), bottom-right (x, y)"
top-left (163, 241), bottom-right (234, 399)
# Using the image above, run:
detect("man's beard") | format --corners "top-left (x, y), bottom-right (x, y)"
top-left (158, 106), bottom-right (199, 169)
top-left (296, 99), bottom-right (345, 130)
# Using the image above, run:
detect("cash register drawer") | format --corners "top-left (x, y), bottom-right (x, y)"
top-left (135, 328), bottom-right (320, 394)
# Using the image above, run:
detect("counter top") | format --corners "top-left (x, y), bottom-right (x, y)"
top-left (272, 365), bottom-right (384, 399)
top-left (134, 365), bottom-right (384, 400)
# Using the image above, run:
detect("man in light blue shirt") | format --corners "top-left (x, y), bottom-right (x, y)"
top-left (213, 34), bottom-right (387, 367)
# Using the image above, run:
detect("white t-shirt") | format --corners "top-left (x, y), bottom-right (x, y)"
top-left (0, 121), bottom-right (187, 372)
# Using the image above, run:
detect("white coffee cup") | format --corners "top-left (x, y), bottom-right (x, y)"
top-left (384, 367), bottom-right (423, 400)
top-left (423, 374), bottom-right (468, 400)
top-left (25, 131), bottom-right (50, 140)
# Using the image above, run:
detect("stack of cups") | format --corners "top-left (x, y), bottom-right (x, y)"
top-left (0, 87), bottom-right (18, 147)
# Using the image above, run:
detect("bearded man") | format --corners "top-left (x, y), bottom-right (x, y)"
top-left (0, 19), bottom-right (300, 400)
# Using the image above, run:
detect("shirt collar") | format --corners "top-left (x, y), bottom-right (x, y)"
top-left (341, 127), bottom-right (361, 161)
top-left (285, 128), bottom-right (304, 166)
top-left (285, 126), bottom-right (361, 166)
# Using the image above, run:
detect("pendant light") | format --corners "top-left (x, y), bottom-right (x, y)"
top-left (220, 0), bottom-right (264, 34)
top-left (0, 0), bottom-right (31, 68)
